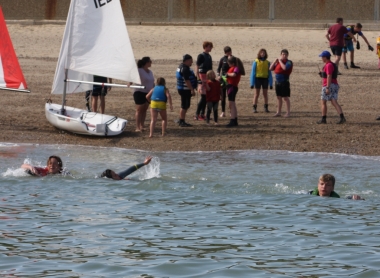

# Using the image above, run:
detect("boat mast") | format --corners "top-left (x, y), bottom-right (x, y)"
top-left (61, 0), bottom-right (76, 115)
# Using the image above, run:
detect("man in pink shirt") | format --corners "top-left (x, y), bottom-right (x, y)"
top-left (317, 51), bottom-right (346, 124)
top-left (325, 17), bottom-right (355, 75)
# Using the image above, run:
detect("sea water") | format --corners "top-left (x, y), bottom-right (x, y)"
top-left (1, 143), bottom-right (379, 278)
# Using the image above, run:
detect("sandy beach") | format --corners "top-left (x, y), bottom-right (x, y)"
top-left (2, 24), bottom-right (380, 155)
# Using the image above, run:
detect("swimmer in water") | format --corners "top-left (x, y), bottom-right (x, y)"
top-left (309, 173), bottom-right (364, 200)
top-left (21, 155), bottom-right (63, 176)
top-left (101, 156), bottom-right (153, 180)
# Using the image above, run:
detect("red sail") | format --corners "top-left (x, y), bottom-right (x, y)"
top-left (0, 7), bottom-right (28, 91)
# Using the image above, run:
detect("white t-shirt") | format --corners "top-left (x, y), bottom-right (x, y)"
top-left (134, 68), bottom-right (154, 93)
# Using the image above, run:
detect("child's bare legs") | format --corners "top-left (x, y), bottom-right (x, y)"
top-left (149, 109), bottom-right (158, 138)
top-left (159, 110), bottom-right (167, 136)
top-left (274, 96), bottom-right (282, 116)
top-left (320, 100), bottom-right (328, 116)
top-left (283, 97), bottom-right (290, 117)
top-left (331, 99), bottom-right (343, 115)
top-left (140, 102), bottom-right (149, 130)
top-left (253, 89), bottom-right (260, 105)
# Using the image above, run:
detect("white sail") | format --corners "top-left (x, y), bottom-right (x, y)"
top-left (51, 0), bottom-right (141, 95)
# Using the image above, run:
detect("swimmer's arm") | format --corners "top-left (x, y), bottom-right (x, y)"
top-left (346, 194), bottom-right (364, 200)
top-left (21, 164), bottom-right (38, 175)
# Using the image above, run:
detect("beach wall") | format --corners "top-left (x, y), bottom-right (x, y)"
top-left (1, 0), bottom-right (380, 23)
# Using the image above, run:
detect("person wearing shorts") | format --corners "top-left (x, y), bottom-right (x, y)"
top-left (225, 56), bottom-right (241, 127)
top-left (195, 41), bottom-right (213, 120)
top-left (132, 57), bottom-right (154, 132)
top-left (176, 54), bottom-right (197, 127)
top-left (91, 75), bottom-right (112, 114)
top-left (269, 49), bottom-right (293, 117)
top-left (250, 48), bottom-right (273, 113)
top-left (146, 77), bottom-right (173, 137)
top-left (342, 23), bottom-right (374, 69)
top-left (325, 18), bottom-right (354, 74)
top-left (317, 51), bottom-right (346, 124)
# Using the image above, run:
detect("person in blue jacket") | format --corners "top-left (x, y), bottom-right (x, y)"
top-left (250, 49), bottom-right (273, 113)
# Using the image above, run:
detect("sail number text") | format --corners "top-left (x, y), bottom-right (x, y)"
top-left (94, 0), bottom-right (112, 9)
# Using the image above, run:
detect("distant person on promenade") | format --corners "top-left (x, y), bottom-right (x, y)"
top-left (316, 51), bottom-right (346, 124)
top-left (92, 75), bottom-right (112, 114)
top-left (217, 46), bottom-right (232, 118)
top-left (205, 70), bottom-right (221, 125)
top-left (269, 49), bottom-right (293, 118)
top-left (309, 173), bottom-right (363, 200)
top-left (342, 23), bottom-right (374, 69)
top-left (21, 156), bottom-right (64, 176)
top-left (101, 156), bottom-right (153, 180)
top-left (131, 57), bottom-right (155, 132)
top-left (226, 56), bottom-right (242, 127)
top-left (146, 77), bottom-right (173, 137)
top-left (176, 54), bottom-right (197, 127)
top-left (325, 17), bottom-right (354, 75)
top-left (195, 41), bottom-right (213, 121)
top-left (250, 48), bottom-right (273, 113)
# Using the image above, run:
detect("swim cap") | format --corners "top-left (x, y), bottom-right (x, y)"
top-left (101, 169), bottom-right (113, 178)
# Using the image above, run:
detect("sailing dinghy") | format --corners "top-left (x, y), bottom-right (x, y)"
top-left (0, 7), bottom-right (30, 93)
top-left (46, 0), bottom-right (143, 136)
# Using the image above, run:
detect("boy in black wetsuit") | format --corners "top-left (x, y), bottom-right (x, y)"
top-left (101, 156), bottom-right (152, 180)
top-left (217, 46), bottom-right (232, 117)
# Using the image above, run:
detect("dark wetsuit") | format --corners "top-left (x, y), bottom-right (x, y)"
top-left (117, 163), bottom-right (145, 179)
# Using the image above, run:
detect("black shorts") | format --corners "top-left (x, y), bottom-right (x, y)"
top-left (92, 86), bottom-right (108, 97)
top-left (178, 89), bottom-right (192, 110)
top-left (330, 45), bottom-right (343, 57)
top-left (133, 91), bottom-right (148, 105)
top-left (254, 78), bottom-right (269, 89)
top-left (275, 81), bottom-right (290, 97)
top-left (227, 85), bottom-right (238, 101)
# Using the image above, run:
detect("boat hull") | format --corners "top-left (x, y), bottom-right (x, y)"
top-left (45, 103), bottom-right (127, 136)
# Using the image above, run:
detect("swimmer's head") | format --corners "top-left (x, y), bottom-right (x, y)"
top-left (101, 169), bottom-right (113, 179)
top-left (47, 155), bottom-right (63, 174)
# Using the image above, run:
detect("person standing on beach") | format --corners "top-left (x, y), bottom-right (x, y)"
top-left (316, 51), bottom-right (346, 124)
top-left (146, 77), bottom-right (173, 137)
top-left (226, 56), bottom-right (241, 127)
top-left (176, 54), bottom-right (197, 127)
top-left (195, 41), bottom-right (213, 121)
top-left (205, 70), bottom-right (221, 125)
top-left (269, 49), bottom-right (292, 118)
top-left (91, 75), bottom-right (112, 114)
top-left (131, 57), bottom-right (155, 132)
top-left (217, 46), bottom-right (232, 118)
top-left (250, 48), bottom-right (273, 113)
top-left (325, 17), bottom-right (354, 75)
top-left (342, 23), bottom-right (374, 69)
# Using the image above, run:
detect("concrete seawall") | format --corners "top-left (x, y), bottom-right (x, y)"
top-left (1, 0), bottom-right (380, 29)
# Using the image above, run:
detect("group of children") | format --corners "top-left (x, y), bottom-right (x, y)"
top-left (143, 34), bottom-right (380, 137)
